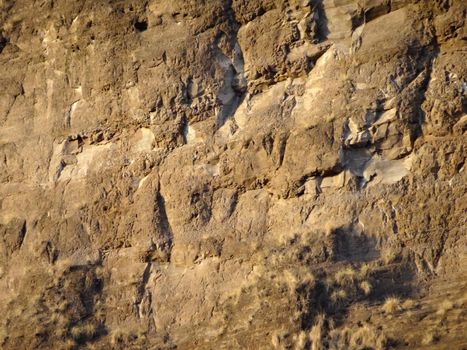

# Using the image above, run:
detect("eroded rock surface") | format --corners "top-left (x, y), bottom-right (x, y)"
top-left (0, 0), bottom-right (466, 349)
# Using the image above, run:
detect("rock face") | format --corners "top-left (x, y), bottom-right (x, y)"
top-left (0, 0), bottom-right (466, 349)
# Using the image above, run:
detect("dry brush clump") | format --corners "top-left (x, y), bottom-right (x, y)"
top-left (327, 323), bottom-right (388, 350)
top-left (422, 329), bottom-right (440, 345)
top-left (258, 231), bottom-right (408, 350)
top-left (359, 281), bottom-right (372, 296)
top-left (309, 313), bottom-right (326, 350)
top-left (110, 327), bottom-right (147, 347)
top-left (70, 322), bottom-right (100, 343)
top-left (382, 296), bottom-right (401, 314)
top-left (330, 289), bottom-right (348, 306)
top-left (283, 267), bottom-right (315, 295)
top-left (303, 314), bottom-right (388, 350)
top-left (324, 263), bottom-right (375, 310)
top-left (287, 261), bottom-right (393, 349)
top-left (401, 298), bottom-right (416, 310)
top-left (349, 324), bottom-right (388, 350)
top-left (271, 329), bottom-right (295, 349)
top-left (63, 338), bottom-right (77, 350)
top-left (333, 266), bottom-right (357, 286)
top-left (436, 299), bottom-right (454, 316)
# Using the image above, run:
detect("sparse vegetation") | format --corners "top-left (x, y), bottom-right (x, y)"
top-left (326, 263), bottom-right (376, 306)
top-left (271, 332), bottom-right (280, 349)
top-left (328, 323), bottom-right (387, 350)
top-left (95, 266), bottom-right (106, 278)
top-left (57, 258), bottom-right (73, 271)
top-left (294, 331), bottom-right (308, 350)
top-left (382, 248), bottom-right (400, 265)
top-left (402, 298), bottom-right (416, 310)
top-left (382, 296), bottom-right (401, 314)
top-left (271, 330), bottom-right (291, 349)
top-left (70, 322), bottom-right (98, 342)
top-left (328, 326), bottom-right (351, 350)
top-left (309, 313), bottom-right (326, 350)
top-left (330, 289), bottom-right (348, 304)
top-left (422, 330), bottom-right (439, 345)
top-left (283, 268), bottom-right (315, 294)
top-left (359, 281), bottom-right (372, 296)
top-left (57, 299), bottom-right (70, 312)
top-left (55, 327), bottom-right (67, 339)
top-left (350, 324), bottom-right (387, 350)
top-left (111, 328), bottom-right (125, 345)
top-left (358, 263), bottom-right (372, 279)
top-left (110, 327), bottom-right (140, 345)
top-left (49, 312), bottom-right (61, 324)
top-left (64, 339), bottom-right (76, 350)
top-left (436, 299), bottom-right (454, 316)
top-left (334, 266), bottom-right (356, 286)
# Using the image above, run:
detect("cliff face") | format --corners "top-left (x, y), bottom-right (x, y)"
top-left (0, 0), bottom-right (466, 349)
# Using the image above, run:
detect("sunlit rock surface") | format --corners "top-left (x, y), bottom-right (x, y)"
top-left (0, 0), bottom-right (466, 349)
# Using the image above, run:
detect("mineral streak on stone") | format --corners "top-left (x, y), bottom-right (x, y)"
top-left (0, 0), bottom-right (466, 349)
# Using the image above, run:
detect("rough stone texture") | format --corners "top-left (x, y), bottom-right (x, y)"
top-left (0, 0), bottom-right (466, 349)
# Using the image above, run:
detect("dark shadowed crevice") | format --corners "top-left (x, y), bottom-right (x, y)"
top-left (215, 0), bottom-right (247, 129)
top-left (155, 191), bottom-right (174, 262)
top-left (134, 19), bottom-right (148, 32)
top-left (0, 34), bottom-right (8, 54)
top-left (311, 0), bottom-right (329, 42)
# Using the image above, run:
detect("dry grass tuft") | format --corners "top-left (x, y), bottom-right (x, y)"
top-left (49, 312), bottom-right (61, 324)
top-left (271, 332), bottom-right (280, 349)
top-left (309, 313), bottom-right (326, 350)
top-left (110, 327), bottom-right (140, 345)
top-left (324, 222), bottom-right (339, 236)
top-left (328, 326), bottom-right (351, 350)
top-left (382, 249), bottom-right (400, 265)
top-left (461, 291), bottom-right (467, 306)
top-left (70, 322), bottom-right (98, 341)
top-left (111, 328), bottom-right (125, 345)
top-left (57, 299), bottom-right (69, 312)
top-left (95, 266), bottom-right (106, 278)
top-left (328, 323), bottom-right (386, 350)
top-left (382, 296), bottom-right (400, 314)
top-left (294, 331), bottom-right (308, 350)
top-left (55, 328), bottom-right (67, 339)
top-left (350, 325), bottom-right (387, 350)
top-left (359, 281), bottom-right (372, 296)
top-left (422, 330), bottom-right (439, 345)
top-left (334, 266), bottom-right (356, 286)
top-left (358, 263), bottom-right (372, 279)
top-left (63, 339), bottom-right (76, 350)
top-left (401, 298), bottom-right (416, 310)
top-left (436, 299), bottom-right (454, 316)
top-left (57, 258), bottom-right (73, 271)
top-left (271, 330), bottom-right (291, 349)
top-left (0, 327), bottom-right (7, 346)
top-left (283, 269), bottom-right (315, 294)
top-left (330, 289), bottom-right (348, 305)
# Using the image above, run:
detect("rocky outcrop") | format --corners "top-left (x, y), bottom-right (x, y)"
top-left (0, 0), bottom-right (466, 349)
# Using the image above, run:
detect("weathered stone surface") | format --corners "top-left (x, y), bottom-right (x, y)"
top-left (0, 0), bottom-right (466, 349)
